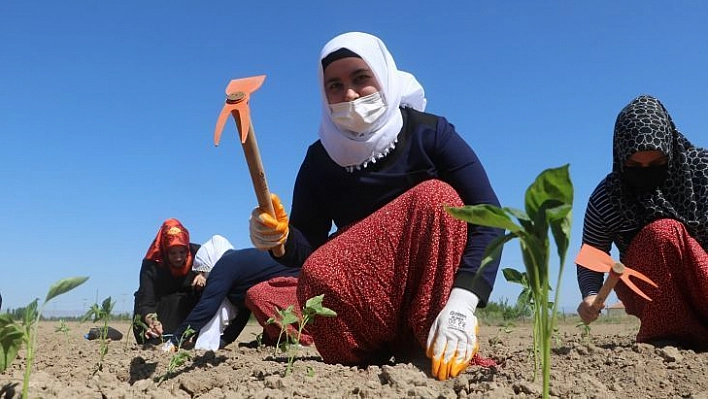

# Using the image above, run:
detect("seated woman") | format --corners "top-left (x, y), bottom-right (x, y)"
top-left (132, 218), bottom-right (202, 343)
top-left (164, 235), bottom-right (306, 352)
top-left (577, 95), bottom-right (708, 349)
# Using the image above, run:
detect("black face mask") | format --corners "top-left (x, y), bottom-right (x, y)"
top-left (621, 164), bottom-right (669, 193)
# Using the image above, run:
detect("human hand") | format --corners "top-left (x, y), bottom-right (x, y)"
top-left (249, 193), bottom-right (289, 251)
top-left (426, 288), bottom-right (480, 380)
top-left (144, 313), bottom-right (163, 338)
top-left (577, 295), bottom-right (602, 324)
top-left (192, 273), bottom-right (206, 290)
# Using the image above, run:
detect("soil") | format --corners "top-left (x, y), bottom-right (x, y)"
top-left (2, 318), bottom-right (708, 398)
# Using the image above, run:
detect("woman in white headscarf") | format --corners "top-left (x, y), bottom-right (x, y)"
top-left (165, 235), bottom-right (302, 351)
top-left (188, 235), bottom-right (237, 350)
top-left (248, 32), bottom-right (503, 380)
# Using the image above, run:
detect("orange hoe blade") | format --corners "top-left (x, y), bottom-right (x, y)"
top-left (575, 244), bottom-right (658, 310)
top-left (213, 74), bottom-right (284, 256)
top-left (214, 75), bottom-right (265, 146)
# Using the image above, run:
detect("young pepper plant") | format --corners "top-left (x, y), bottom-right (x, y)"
top-left (0, 276), bottom-right (89, 399)
top-left (81, 296), bottom-right (115, 373)
top-left (267, 294), bottom-right (336, 375)
top-left (446, 164), bottom-right (572, 399)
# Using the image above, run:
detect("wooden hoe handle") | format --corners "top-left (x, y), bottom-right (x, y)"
top-left (241, 122), bottom-right (285, 257)
top-left (591, 262), bottom-right (625, 311)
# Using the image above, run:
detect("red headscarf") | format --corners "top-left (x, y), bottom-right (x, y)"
top-left (144, 218), bottom-right (193, 277)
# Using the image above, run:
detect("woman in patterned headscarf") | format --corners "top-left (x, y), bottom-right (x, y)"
top-left (247, 32), bottom-right (503, 380)
top-left (577, 95), bottom-right (708, 348)
top-left (132, 218), bottom-right (202, 343)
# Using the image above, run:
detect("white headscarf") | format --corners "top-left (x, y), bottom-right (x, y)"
top-left (318, 32), bottom-right (427, 171)
top-left (192, 235), bottom-right (235, 275)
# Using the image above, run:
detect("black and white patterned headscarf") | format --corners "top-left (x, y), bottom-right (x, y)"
top-left (605, 95), bottom-right (708, 249)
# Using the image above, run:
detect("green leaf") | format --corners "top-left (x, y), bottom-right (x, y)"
top-left (549, 206), bottom-right (573, 267)
top-left (502, 268), bottom-right (527, 286)
top-left (446, 204), bottom-right (522, 233)
top-left (304, 294), bottom-right (325, 310)
top-left (0, 316), bottom-right (24, 372)
top-left (304, 294), bottom-right (337, 317)
top-left (23, 300), bottom-right (39, 327)
top-left (45, 276), bottom-right (89, 303)
top-left (524, 164), bottom-right (573, 222)
top-left (101, 297), bottom-right (115, 316)
top-left (504, 207), bottom-right (534, 231)
top-left (314, 307), bottom-right (337, 318)
top-left (81, 303), bottom-right (101, 323)
top-left (480, 233), bottom-right (516, 269)
top-left (518, 288), bottom-right (533, 307)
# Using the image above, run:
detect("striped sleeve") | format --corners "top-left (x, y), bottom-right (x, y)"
top-left (577, 178), bottom-right (622, 298)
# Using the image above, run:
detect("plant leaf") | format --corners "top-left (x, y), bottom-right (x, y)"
top-left (480, 233), bottom-right (516, 269)
top-left (0, 315), bottom-right (24, 372)
top-left (524, 164), bottom-right (573, 222)
top-left (502, 268), bottom-right (526, 286)
top-left (504, 207), bottom-right (534, 231)
top-left (304, 294), bottom-right (338, 317)
top-left (446, 204), bottom-right (522, 233)
top-left (549, 205), bottom-right (573, 266)
top-left (23, 299), bottom-right (39, 328)
top-left (101, 297), bottom-right (115, 316)
top-left (45, 276), bottom-right (89, 303)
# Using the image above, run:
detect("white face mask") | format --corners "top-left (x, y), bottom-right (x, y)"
top-left (328, 91), bottom-right (387, 136)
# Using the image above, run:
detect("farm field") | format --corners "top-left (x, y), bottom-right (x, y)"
top-left (2, 317), bottom-right (708, 398)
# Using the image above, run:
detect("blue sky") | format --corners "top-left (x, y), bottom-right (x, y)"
top-left (1, 2), bottom-right (707, 316)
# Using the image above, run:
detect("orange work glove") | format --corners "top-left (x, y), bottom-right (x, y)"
top-left (426, 288), bottom-right (480, 380)
top-left (249, 193), bottom-right (289, 251)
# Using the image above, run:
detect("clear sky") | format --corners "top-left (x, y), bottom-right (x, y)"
top-left (1, 2), bottom-right (707, 316)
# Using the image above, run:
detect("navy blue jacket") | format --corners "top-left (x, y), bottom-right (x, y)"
top-left (172, 248), bottom-right (299, 344)
top-left (277, 108), bottom-right (503, 306)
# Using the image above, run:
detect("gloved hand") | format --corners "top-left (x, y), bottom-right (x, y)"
top-left (161, 341), bottom-right (176, 353)
top-left (426, 288), bottom-right (480, 380)
top-left (249, 193), bottom-right (289, 251)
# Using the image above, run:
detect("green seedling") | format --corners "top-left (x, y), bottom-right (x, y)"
top-left (267, 294), bottom-right (336, 375)
top-left (447, 164), bottom-right (573, 399)
top-left (575, 322), bottom-right (592, 341)
top-left (253, 331), bottom-right (264, 350)
top-left (0, 276), bottom-right (89, 399)
top-left (156, 326), bottom-right (195, 383)
top-left (55, 319), bottom-right (71, 346)
top-left (127, 314), bottom-right (149, 349)
top-left (81, 296), bottom-right (115, 373)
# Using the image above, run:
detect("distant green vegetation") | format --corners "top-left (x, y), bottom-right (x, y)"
top-left (2, 307), bottom-right (133, 322)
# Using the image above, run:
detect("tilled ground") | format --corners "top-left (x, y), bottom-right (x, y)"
top-left (2, 319), bottom-right (708, 398)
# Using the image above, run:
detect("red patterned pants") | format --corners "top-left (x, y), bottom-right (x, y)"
top-left (617, 218), bottom-right (708, 348)
top-left (296, 179), bottom-right (467, 365)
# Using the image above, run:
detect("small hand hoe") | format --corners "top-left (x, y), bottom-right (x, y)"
top-left (575, 244), bottom-right (659, 315)
top-left (214, 75), bottom-right (284, 256)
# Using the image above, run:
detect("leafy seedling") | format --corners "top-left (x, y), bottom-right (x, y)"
top-left (267, 294), bottom-right (336, 375)
top-left (127, 314), bottom-right (149, 349)
top-left (81, 296), bottom-right (115, 373)
top-left (253, 331), bottom-right (264, 350)
top-left (575, 322), bottom-right (592, 342)
top-left (447, 164), bottom-right (573, 399)
top-left (54, 319), bottom-right (71, 346)
top-left (156, 326), bottom-right (195, 383)
top-left (0, 276), bottom-right (89, 399)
